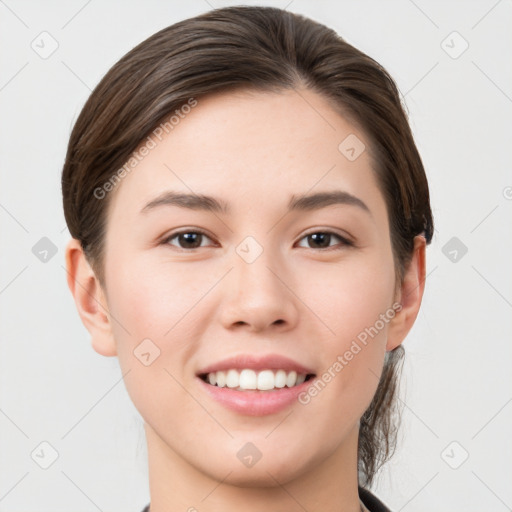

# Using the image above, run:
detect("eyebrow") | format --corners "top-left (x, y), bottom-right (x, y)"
top-left (140, 190), bottom-right (371, 216)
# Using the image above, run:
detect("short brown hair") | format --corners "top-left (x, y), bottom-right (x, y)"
top-left (61, 5), bottom-right (433, 487)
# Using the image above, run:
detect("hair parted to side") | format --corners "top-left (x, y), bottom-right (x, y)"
top-left (61, 5), bottom-right (433, 488)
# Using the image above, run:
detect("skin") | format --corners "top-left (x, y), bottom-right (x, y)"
top-left (66, 87), bottom-right (426, 512)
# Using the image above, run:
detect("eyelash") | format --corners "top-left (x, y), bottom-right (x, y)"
top-left (161, 229), bottom-right (354, 251)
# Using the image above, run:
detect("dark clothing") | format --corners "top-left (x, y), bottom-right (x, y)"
top-left (140, 486), bottom-right (391, 511)
top-left (359, 486), bottom-right (391, 511)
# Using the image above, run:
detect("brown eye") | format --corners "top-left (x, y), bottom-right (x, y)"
top-left (163, 230), bottom-right (214, 250)
top-left (297, 231), bottom-right (352, 250)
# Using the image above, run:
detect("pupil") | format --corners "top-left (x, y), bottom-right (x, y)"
top-left (180, 233), bottom-right (200, 248)
top-left (310, 233), bottom-right (329, 248)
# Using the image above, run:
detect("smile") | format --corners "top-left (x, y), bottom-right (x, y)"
top-left (195, 353), bottom-right (317, 415)
top-left (199, 369), bottom-right (315, 391)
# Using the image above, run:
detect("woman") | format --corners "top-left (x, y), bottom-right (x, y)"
top-left (62, 6), bottom-right (433, 511)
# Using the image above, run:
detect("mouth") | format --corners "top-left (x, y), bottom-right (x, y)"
top-left (198, 369), bottom-right (316, 391)
top-left (195, 354), bottom-right (317, 415)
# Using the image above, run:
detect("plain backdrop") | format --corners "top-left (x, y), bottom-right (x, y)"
top-left (1, 1), bottom-right (511, 511)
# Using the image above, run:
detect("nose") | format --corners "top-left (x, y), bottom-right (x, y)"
top-left (218, 247), bottom-right (299, 333)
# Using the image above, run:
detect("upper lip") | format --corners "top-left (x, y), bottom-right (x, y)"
top-left (197, 353), bottom-right (316, 376)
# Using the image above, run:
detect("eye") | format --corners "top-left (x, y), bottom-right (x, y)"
top-left (161, 229), bottom-right (353, 251)
top-left (296, 230), bottom-right (353, 250)
top-left (162, 229), bottom-right (215, 250)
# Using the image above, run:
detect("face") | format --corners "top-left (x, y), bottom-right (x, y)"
top-left (98, 88), bottom-right (400, 485)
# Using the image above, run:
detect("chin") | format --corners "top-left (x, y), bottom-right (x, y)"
top-left (215, 462), bottom-right (306, 488)
top-left (197, 446), bottom-right (313, 489)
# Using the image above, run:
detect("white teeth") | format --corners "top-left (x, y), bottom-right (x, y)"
top-left (274, 369), bottom-right (287, 388)
top-left (239, 369), bottom-right (257, 389)
top-left (286, 370), bottom-right (297, 388)
top-left (257, 370), bottom-right (275, 390)
top-left (216, 371), bottom-right (226, 388)
top-left (203, 369), bottom-right (310, 391)
top-left (226, 369), bottom-right (239, 388)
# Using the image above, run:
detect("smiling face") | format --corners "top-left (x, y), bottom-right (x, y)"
top-left (67, 87), bottom-right (419, 498)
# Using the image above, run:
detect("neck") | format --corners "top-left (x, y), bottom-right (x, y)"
top-left (144, 422), bottom-right (363, 512)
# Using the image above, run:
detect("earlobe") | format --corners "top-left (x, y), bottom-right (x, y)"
top-left (386, 235), bottom-right (427, 351)
top-left (65, 238), bottom-right (117, 357)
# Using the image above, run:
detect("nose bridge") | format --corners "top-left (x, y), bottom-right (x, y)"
top-left (220, 236), bottom-right (297, 330)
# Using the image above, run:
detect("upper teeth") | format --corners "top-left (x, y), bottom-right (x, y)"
top-left (206, 369), bottom-right (307, 391)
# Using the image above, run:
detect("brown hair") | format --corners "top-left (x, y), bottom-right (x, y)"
top-left (61, 5), bottom-right (433, 487)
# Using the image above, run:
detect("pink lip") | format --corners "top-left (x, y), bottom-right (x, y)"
top-left (196, 376), bottom-right (315, 416)
top-left (196, 353), bottom-right (315, 376)
top-left (195, 353), bottom-right (316, 416)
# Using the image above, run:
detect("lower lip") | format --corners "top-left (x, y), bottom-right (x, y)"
top-left (196, 376), bottom-right (315, 416)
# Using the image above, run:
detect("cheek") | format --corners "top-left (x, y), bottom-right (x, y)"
top-left (297, 249), bottom-right (395, 414)
top-left (104, 256), bottom-right (203, 427)
top-left (104, 253), bottom-right (215, 401)
top-left (106, 253), bottom-right (208, 337)
top-left (300, 248), bottom-right (396, 344)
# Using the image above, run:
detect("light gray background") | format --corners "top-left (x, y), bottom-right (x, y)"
top-left (1, 1), bottom-right (511, 511)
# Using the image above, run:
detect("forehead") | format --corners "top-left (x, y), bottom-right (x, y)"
top-left (106, 87), bottom-right (387, 223)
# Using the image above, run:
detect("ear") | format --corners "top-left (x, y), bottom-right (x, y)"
top-left (386, 235), bottom-right (427, 351)
top-left (64, 238), bottom-right (117, 357)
